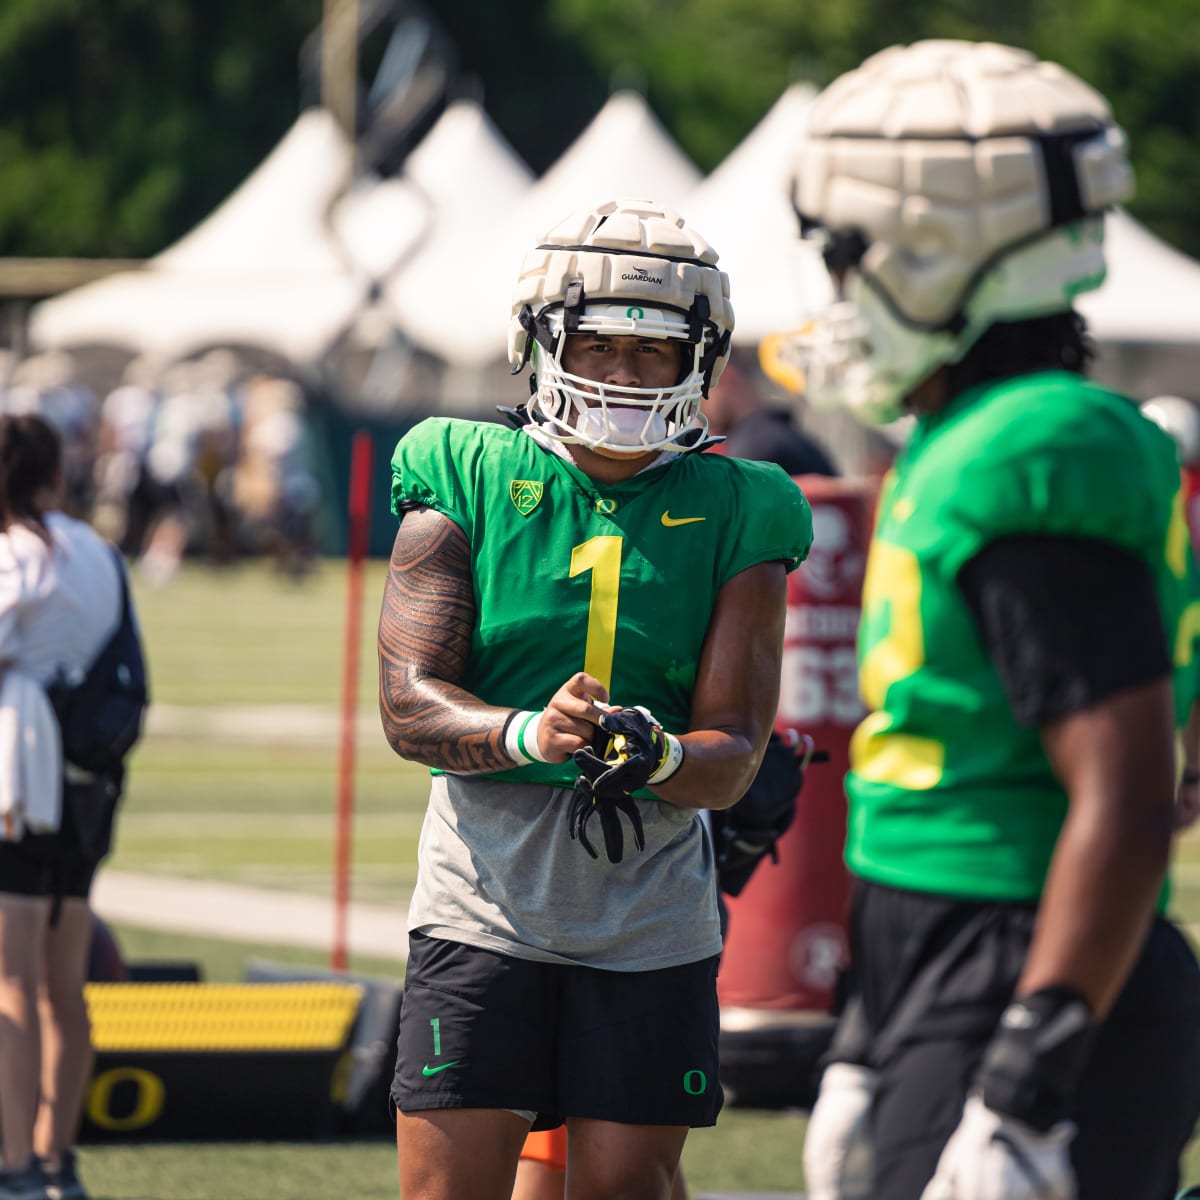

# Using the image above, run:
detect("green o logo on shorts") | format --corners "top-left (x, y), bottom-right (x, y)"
top-left (683, 1069), bottom-right (707, 1095)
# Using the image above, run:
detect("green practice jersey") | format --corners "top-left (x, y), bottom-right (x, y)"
top-left (390, 418), bottom-right (813, 788)
top-left (847, 371), bottom-right (1197, 902)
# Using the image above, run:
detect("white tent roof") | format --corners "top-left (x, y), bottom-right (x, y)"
top-left (379, 99), bottom-right (535, 364)
top-left (385, 91), bottom-right (703, 367)
top-left (30, 109), bottom-right (416, 365)
top-left (405, 97), bottom-right (533, 207)
top-left (511, 90), bottom-right (701, 250)
top-left (683, 83), bottom-right (832, 345)
top-left (1078, 210), bottom-right (1200, 344)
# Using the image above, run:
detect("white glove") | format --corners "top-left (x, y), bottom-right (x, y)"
top-left (803, 1062), bottom-right (876, 1200)
top-left (921, 1093), bottom-right (1076, 1200)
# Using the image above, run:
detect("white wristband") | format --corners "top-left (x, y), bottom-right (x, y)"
top-left (648, 732), bottom-right (684, 785)
top-left (504, 709), bottom-right (550, 765)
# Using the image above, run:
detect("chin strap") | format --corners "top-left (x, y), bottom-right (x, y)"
top-left (495, 404), bottom-right (532, 430)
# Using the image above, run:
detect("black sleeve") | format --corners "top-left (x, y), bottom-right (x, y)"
top-left (956, 535), bottom-right (1171, 726)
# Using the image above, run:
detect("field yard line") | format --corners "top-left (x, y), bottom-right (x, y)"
top-left (92, 870), bottom-right (409, 962)
top-left (117, 810), bottom-right (426, 834)
top-left (145, 703), bottom-right (381, 745)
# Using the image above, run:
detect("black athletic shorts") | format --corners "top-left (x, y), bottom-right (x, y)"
top-left (390, 933), bottom-right (723, 1130)
top-left (0, 834), bottom-right (101, 901)
top-left (0, 779), bottom-right (116, 902)
top-left (849, 880), bottom-right (1200, 1200)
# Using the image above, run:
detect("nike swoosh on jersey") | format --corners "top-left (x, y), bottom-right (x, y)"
top-left (661, 511), bottom-right (706, 527)
top-left (421, 1061), bottom-right (461, 1077)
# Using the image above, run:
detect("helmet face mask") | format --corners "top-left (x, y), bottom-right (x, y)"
top-left (764, 40), bottom-right (1133, 424)
top-left (531, 303), bottom-right (707, 454)
top-left (508, 200), bottom-right (734, 455)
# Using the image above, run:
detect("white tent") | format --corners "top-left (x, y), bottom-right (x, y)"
top-left (1078, 210), bottom-right (1200, 345)
top-left (510, 90), bottom-right (701, 251)
top-left (385, 91), bottom-right (703, 367)
top-left (379, 99), bottom-right (535, 365)
top-left (684, 83), bottom-right (833, 345)
top-left (30, 109), bottom-right (425, 366)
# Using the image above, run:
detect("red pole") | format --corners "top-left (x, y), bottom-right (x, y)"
top-left (332, 430), bottom-right (373, 972)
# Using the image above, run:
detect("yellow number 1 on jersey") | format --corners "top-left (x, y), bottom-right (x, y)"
top-left (570, 535), bottom-right (622, 690)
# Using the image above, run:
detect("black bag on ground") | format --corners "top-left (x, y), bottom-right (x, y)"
top-left (46, 547), bottom-right (149, 778)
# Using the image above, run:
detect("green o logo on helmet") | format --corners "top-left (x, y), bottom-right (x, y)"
top-left (626, 306), bottom-right (645, 320)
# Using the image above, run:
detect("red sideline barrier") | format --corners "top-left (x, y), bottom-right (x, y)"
top-left (1184, 465), bottom-right (1200, 553)
top-left (717, 475), bottom-right (878, 1013)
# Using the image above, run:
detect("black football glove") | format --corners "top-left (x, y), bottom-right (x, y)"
top-left (569, 706), bottom-right (667, 863)
top-left (573, 706), bottom-right (666, 797)
top-left (712, 730), bottom-right (828, 896)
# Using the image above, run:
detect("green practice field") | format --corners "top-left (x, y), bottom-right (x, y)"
top-left (75, 560), bottom-right (1200, 1196)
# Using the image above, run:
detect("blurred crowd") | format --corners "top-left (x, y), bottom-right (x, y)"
top-left (0, 349), bottom-right (322, 585)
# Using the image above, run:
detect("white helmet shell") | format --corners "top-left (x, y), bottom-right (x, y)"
top-left (774, 40), bottom-right (1133, 424)
top-left (1143, 396), bottom-right (1200, 467)
top-left (508, 199), bottom-right (734, 454)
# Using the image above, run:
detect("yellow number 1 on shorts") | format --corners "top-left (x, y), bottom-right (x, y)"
top-left (570, 535), bottom-right (623, 690)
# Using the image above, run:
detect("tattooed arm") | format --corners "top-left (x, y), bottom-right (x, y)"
top-left (378, 505), bottom-right (610, 774)
top-left (377, 506), bottom-right (514, 773)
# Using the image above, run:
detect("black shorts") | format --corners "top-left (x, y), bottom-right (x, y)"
top-left (0, 836), bottom-right (97, 899)
top-left (0, 835), bottom-right (100, 902)
top-left (849, 880), bottom-right (1200, 1200)
top-left (0, 779), bottom-right (117, 902)
top-left (390, 933), bottom-right (723, 1130)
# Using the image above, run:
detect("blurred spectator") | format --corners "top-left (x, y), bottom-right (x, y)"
top-left (133, 361), bottom-right (208, 586)
top-left (188, 350), bottom-right (244, 569)
top-left (5, 352), bottom-right (98, 521)
top-left (0, 414), bottom-right (133, 1200)
top-left (93, 355), bottom-right (162, 554)
top-left (703, 351), bottom-right (838, 476)
top-left (91, 356), bottom-right (320, 581)
top-left (232, 376), bottom-right (320, 578)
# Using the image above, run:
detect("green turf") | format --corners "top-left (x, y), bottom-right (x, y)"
top-left (130, 560), bottom-right (391, 708)
top-left (76, 1140), bottom-right (401, 1200)
top-left (65, 1108), bottom-right (1200, 1197)
top-left (74, 1114), bottom-right (815, 1200)
top-left (111, 563), bottom-right (432, 903)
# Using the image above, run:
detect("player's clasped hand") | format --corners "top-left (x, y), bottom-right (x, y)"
top-left (570, 705), bottom-right (671, 863)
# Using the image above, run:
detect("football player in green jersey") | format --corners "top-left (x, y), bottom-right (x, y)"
top-left (377, 199), bottom-right (813, 1200)
top-left (761, 41), bottom-right (1200, 1200)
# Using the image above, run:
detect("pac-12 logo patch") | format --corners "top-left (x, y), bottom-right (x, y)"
top-left (510, 480), bottom-right (544, 516)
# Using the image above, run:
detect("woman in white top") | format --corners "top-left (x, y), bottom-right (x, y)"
top-left (0, 414), bottom-right (126, 1200)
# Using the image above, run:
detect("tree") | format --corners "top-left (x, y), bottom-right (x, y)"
top-left (0, 0), bottom-right (1196, 261)
top-left (0, 0), bottom-right (320, 257)
top-left (538, 0), bottom-right (1200, 257)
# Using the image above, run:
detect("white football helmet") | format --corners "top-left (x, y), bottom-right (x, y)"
top-left (766, 40), bottom-right (1133, 424)
top-left (508, 199), bottom-right (735, 454)
top-left (1143, 396), bottom-right (1200, 467)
